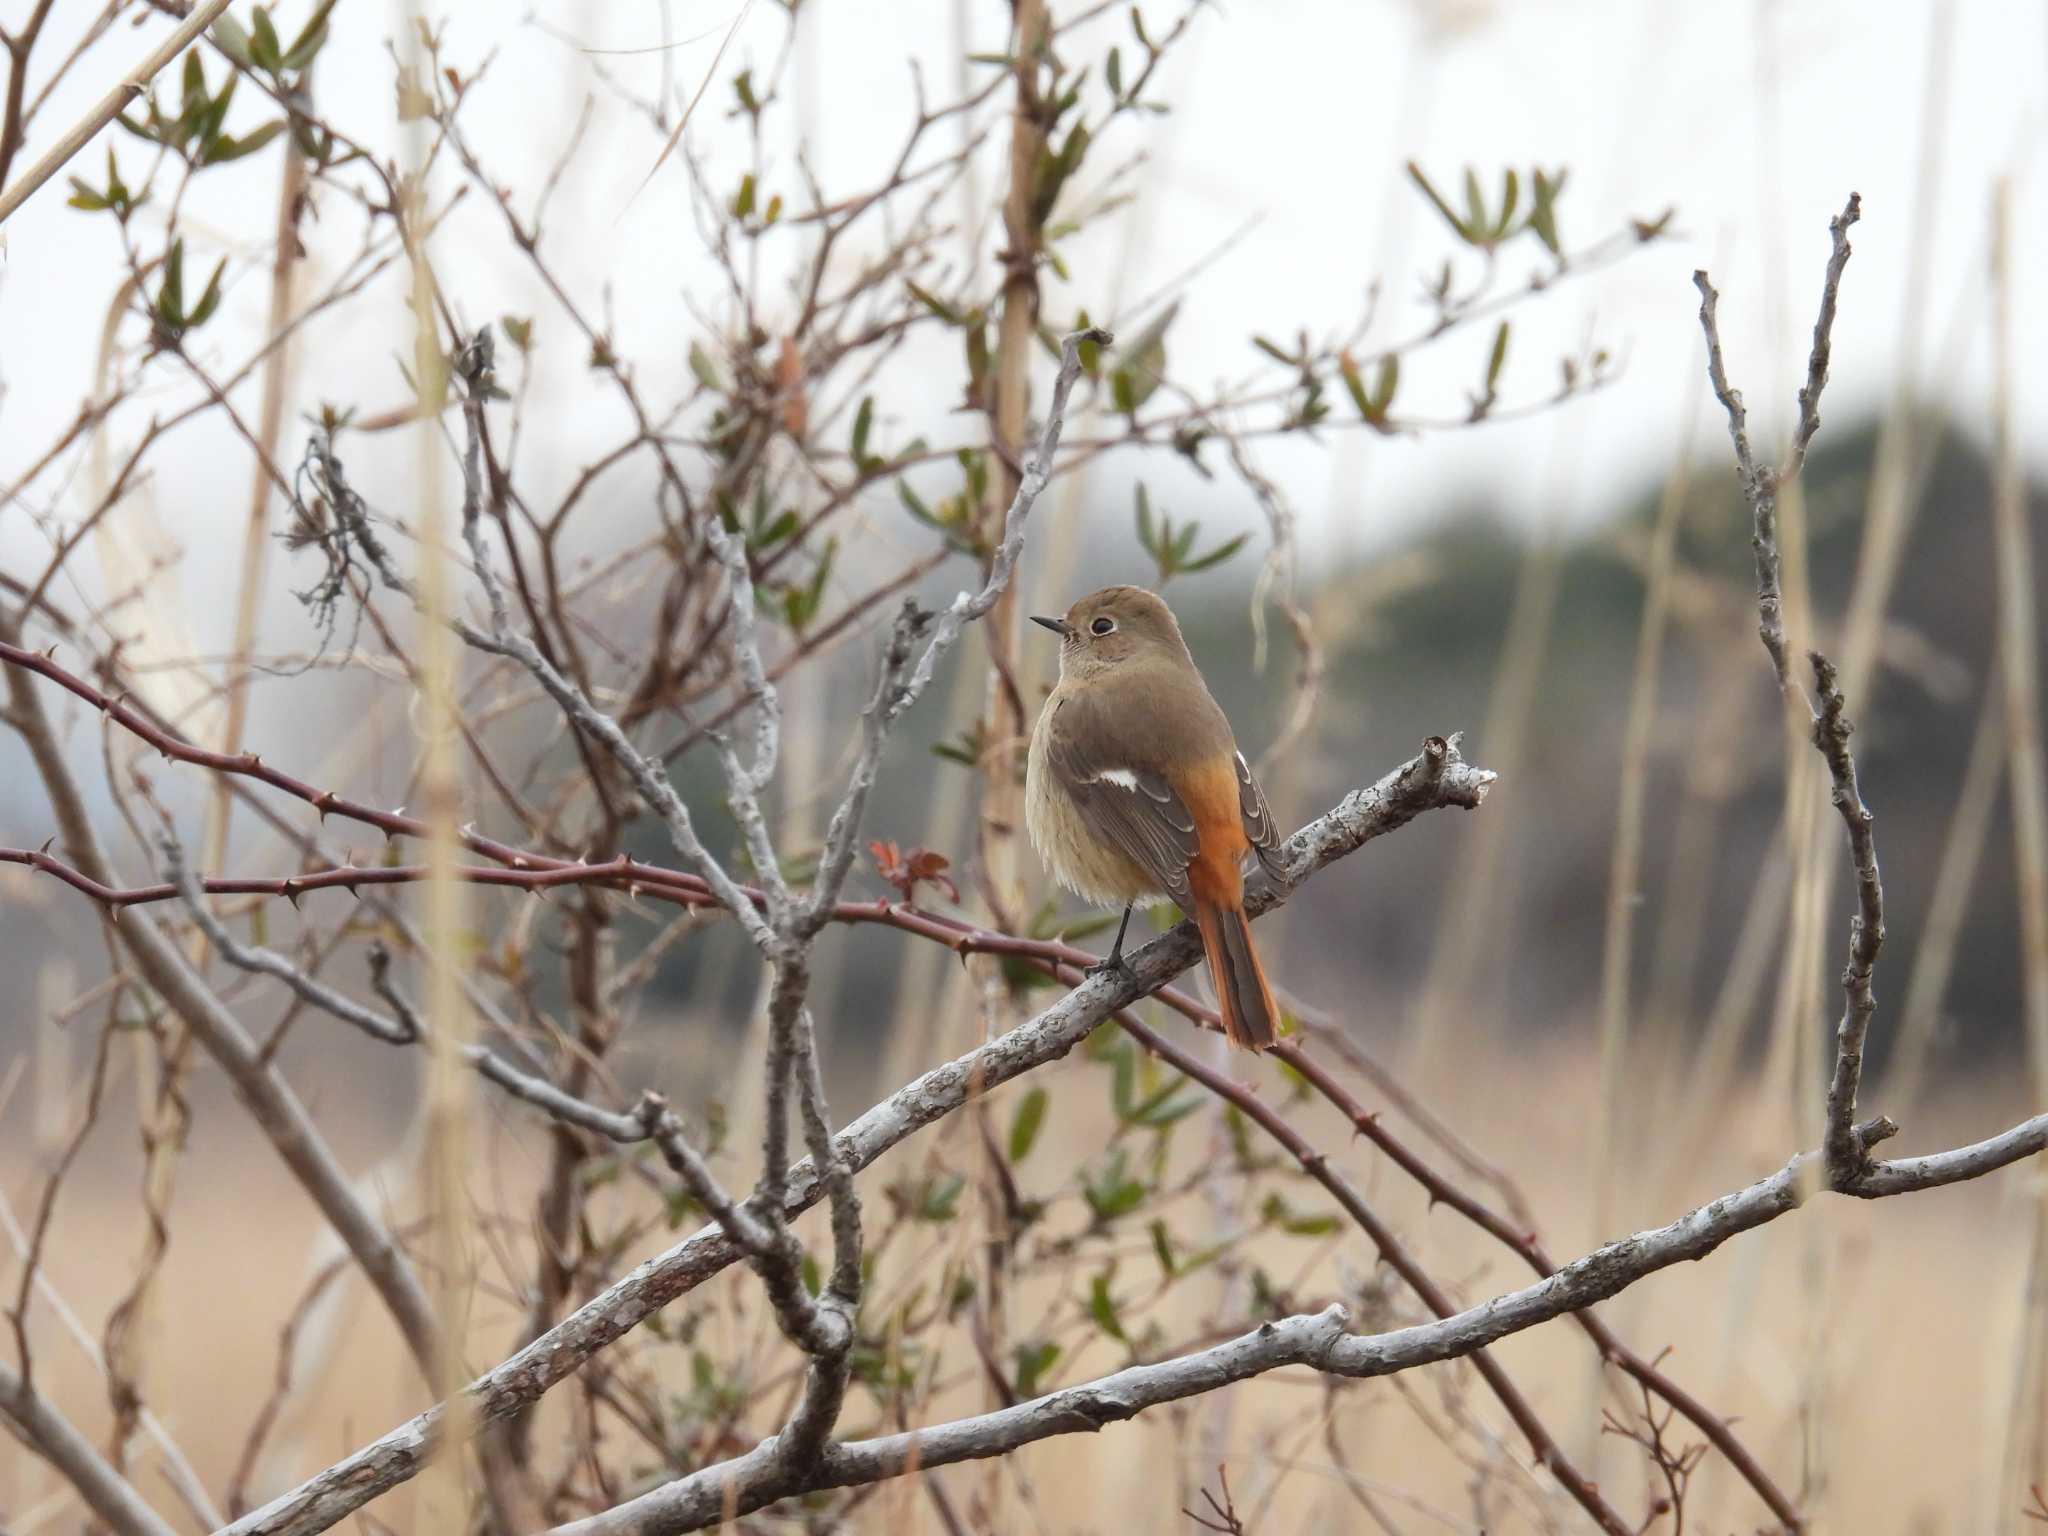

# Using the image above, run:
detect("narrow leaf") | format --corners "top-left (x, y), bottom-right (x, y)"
top-left (1009, 1086), bottom-right (1049, 1162)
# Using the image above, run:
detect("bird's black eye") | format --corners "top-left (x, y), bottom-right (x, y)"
top-left (1090, 616), bottom-right (1115, 636)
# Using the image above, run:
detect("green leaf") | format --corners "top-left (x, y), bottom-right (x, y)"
top-left (1075, 314), bottom-right (1103, 375)
top-left (500, 314), bottom-right (533, 351)
top-left (1133, 483), bottom-right (1155, 549)
top-left (1486, 320), bottom-right (1510, 391)
top-left (1407, 161), bottom-right (1470, 242)
top-left (1260, 1192), bottom-right (1341, 1237)
top-left (918, 1172), bottom-right (965, 1222)
top-left (66, 178), bottom-right (109, 211)
top-left (187, 256), bottom-right (227, 328)
top-left (1148, 1218), bottom-right (1177, 1279)
top-left (1250, 334), bottom-right (1296, 366)
top-left (1124, 1073), bottom-right (1196, 1129)
top-left (1461, 165), bottom-right (1486, 238)
top-left (1014, 1340), bottom-right (1060, 1398)
top-left (211, 15), bottom-right (255, 67)
top-left (250, 8), bottom-right (282, 71)
top-left (181, 51), bottom-right (206, 117)
top-left (850, 395), bottom-right (874, 466)
top-left (688, 340), bottom-right (722, 391)
top-left (1105, 45), bottom-right (1123, 98)
top-left (1529, 167), bottom-right (1564, 256)
top-left (1109, 1046), bottom-right (1135, 1120)
top-left (1087, 1266), bottom-right (1127, 1342)
top-left (204, 118), bottom-right (285, 164)
top-left (1112, 298), bottom-right (1174, 416)
top-left (898, 481), bottom-right (936, 526)
top-left (1369, 353), bottom-right (1399, 420)
top-left (905, 281), bottom-right (963, 325)
top-left (801, 1253), bottom-right (821, 1296)
top-left (156, 238), bottom-right (187, 329)
top-left (1496, 167), bottom-right (1520, 237)
top-left (1008, 1086), bottom-right (1049, 1162)
top-left (194, 70), bottom-right (237, 153)
top-left (1179, 531), bottom-right (1248, 574)
top-left (282, 0), bottom-right (339, 71)
top-left (1338, 354), bottom-right (1371, 419)
top-left (730, 172), bottom-right (755, 220)
top-left (1082, 1148), bottom-right (1146, 1221)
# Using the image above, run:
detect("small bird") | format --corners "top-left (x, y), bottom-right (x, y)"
top-left (1024, 585), bottom-right (1287, 1050)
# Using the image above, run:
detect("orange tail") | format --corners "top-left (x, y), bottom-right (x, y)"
top-left (1193, 899), bottom-right (1280, 1051)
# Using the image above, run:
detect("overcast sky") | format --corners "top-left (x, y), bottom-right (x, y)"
top-left (1, 0), bottom-right (2041, 632)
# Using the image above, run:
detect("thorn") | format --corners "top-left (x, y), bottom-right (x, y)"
top-left (314, 791), bottom-right (337, 821)
top-left (38, 835), bottom-right (53, 856)
top-left (241, 751), bottom-right (261, 768)
top-left (283, 879), bottom-right (304, 909)
top-left (510, 856), bottom-right (529, 869)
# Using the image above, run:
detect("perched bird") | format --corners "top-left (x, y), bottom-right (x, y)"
top-left (1024, 585), bottom-right (1287, 1050)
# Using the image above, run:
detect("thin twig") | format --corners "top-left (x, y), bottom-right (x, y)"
top-left (0, 0), bottom-right (236, 226)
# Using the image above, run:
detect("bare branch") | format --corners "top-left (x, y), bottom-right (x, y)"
top-left (1811, 654), bottom-right (1886, 1180)
top-left (1697, 194), bottom-right (1886, 1185)
top-left (541, 1102), bottom-right (2048, 1534)
top-left (1786, 194), bottom-right (1864, 481)
top-left (0, 613), bottom-right (444, 1384)
top-left (219, 740), bottom-right (1495, 1536)
top-left (0, 1364), bottom-right (180, 1536)
top-left (1692, 191), bottom-right (1860, 691)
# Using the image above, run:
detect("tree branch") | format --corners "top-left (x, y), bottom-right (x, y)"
top-left (0, 0), bottom-right (235, 227)
top-left (219, 739), bottom-right (1494, 1536)
top-left (543, 1102), bottom-right (2048, 1534)
top-left (0, 611), bottom-right (444, 1387)
top-left (1696, 192), bottom-right (1885, 1185)
top-left (0, 1363), bottom-right (180, 1536)
top-left (1692, 191), bottom-right (1860, 692)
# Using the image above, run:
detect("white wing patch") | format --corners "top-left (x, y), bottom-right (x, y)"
top-left (1093, 768), bottom-right (1140, 790)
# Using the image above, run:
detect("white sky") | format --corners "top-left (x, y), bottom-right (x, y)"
top-left (0, 0), bottom-right (2042, 646)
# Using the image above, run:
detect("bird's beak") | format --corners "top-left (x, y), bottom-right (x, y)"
top-left (1030, 615), bottom-right (1071, 637)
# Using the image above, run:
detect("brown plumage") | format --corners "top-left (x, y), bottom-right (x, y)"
top-left (1023, 586), bottom-right (1287, 1050)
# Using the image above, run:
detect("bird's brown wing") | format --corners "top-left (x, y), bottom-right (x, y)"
top-left (1044, 695), bottom-right (1200, 908)
top-left (1233, 750), bottom-right (1289, 885)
